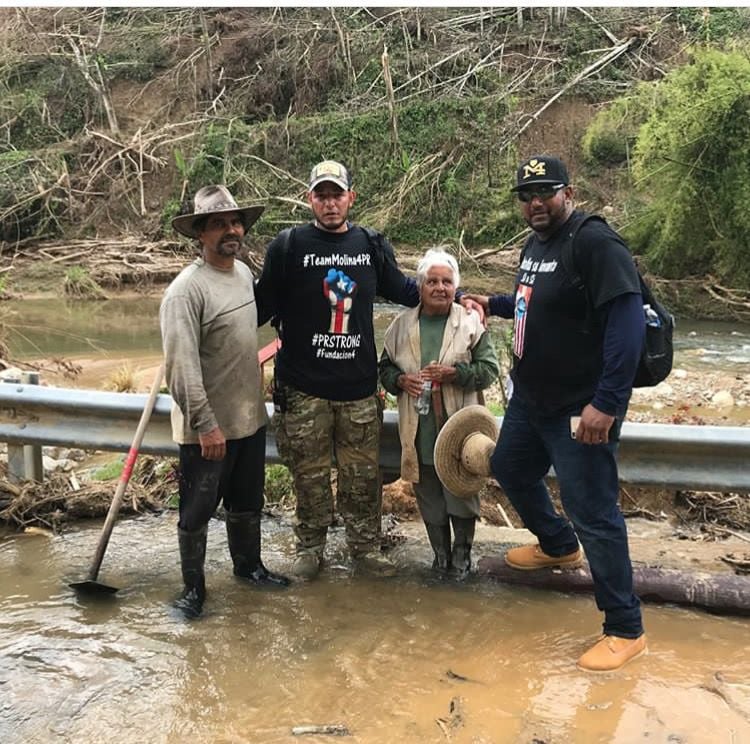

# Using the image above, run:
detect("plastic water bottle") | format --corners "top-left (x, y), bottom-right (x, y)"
top-left (644, 304), bottom-right (660, 327)
top-left (415, 380), bottom-right (432, 415)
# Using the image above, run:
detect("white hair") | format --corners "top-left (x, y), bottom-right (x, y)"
top-left (416, 248), bottom-right (460, 289)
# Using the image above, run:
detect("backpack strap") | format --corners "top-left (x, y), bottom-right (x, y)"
top-left (559, 212), bottom-right (608, 291)
top-left (362, 225), bottom-right (387, 285)
top-left (270, 226), bottom-right (296, 336)
top-left (558, 212), bottom-right (608, 330)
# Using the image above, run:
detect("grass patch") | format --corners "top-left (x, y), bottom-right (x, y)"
top-left (90, 457), bottom-right (124, 481)
top-left (106, 364), bottom-right (136, 393)
top-left (63, 266), bottom-right (106, 299)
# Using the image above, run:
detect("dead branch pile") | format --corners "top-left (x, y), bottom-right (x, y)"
top-left (4, 236), bottom-right (189, 288)
top-left (0, 455), bottom-right (177, 531)
top-left (677, 491), bottom-right (750, 533)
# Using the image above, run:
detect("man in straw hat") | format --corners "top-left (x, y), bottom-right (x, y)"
top-left (462, 155), bottom-right (647, 672)
top-left (379, 248), bottom-right (498, 579)
top-left (161, 185), bottom-right (289, 619)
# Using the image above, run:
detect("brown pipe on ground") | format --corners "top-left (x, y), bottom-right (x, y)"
top-left (477, 557), bottom-right (750, 616)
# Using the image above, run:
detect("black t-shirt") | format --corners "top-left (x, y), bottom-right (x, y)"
top-left (255, 222), bottom-right (418, 400)
top-left (510, 210), bottom-right (640, 416)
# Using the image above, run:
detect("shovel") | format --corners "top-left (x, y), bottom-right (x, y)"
top-left (70, 363), bottom-right (165, 595)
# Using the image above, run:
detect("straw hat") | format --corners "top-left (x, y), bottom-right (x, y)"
top-left (433, 405), bottom-right (499, 498)
top-left (172, 185), bottom-right (265, 238)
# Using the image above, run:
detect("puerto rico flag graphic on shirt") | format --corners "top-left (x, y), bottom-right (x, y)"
top-left (323, 268), bottom-right (358, 334)
top-left (513, 284), bottom-right (533, 358)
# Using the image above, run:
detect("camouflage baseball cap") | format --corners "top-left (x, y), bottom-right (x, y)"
top-left (309, 160), bottom-right (351, 191)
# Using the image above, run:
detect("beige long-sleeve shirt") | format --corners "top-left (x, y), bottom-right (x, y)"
top-left (159, 258), bottom-right (267, 445)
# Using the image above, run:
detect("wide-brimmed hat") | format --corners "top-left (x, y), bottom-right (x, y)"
top-left (433, 405), bottom-right (499, 498)
top-left (172, 185), bottom-right (265, 238)
top-left (511, 155), bottom-right (569, 192)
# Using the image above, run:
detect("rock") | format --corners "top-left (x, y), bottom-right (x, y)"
top-left (711, 390), bottom-right (735, 408)
top-left (0, 367), bottom-right (24, 382)
top-left (652, 401), bottom-right (665, 410)
top-left (42, 456), bottom-right (76, 473)
top-left (602, 205), bottom-right (615, 216)
top-left (654, 382), bottom-right (674, 397)
top-left (672, 368), bottom-right (688, 379)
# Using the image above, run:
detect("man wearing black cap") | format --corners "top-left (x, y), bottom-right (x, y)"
top-left (161, 185), bottom-right (290, 619)
top-left (463, 155), bottom-right (647, 672)
top-left (255, 160), bottom-right (422, 580)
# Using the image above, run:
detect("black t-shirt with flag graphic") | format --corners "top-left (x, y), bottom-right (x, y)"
top-left (510, 210), bottom-right (640, 416)
top-left (255, 222), bottom-right (419, 401)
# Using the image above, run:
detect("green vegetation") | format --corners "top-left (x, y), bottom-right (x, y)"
top-left (625, 48), bottom-right (750, 284)
top-left (582, 83), bottom-right (661, 166)
top-left (63, 266), bottom-right (106, 299)
top-left (264, 464), bottom-right (295, 508)
top-left (2, 7), bottom-right (750, 289)
top-left (90, 457), bottom-right (124, 481)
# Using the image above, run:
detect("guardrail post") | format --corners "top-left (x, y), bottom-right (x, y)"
top-left (3, 376), bottom-right (24, 484)
top-left (20, 372), bottom-right (44, 483)
top-left (4, 374), bottom-right (45, 484)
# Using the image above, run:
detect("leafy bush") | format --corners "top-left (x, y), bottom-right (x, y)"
top-left (582, 83), bottom-right (659, 165)
top-left (627, 48), bottom-right (750, 285)
top-left (264, 463), bottom-right (294, 508)
top-left (674, 8), bottom-right (750, 42)
top-left (0, 149), bottom-right (69, 240)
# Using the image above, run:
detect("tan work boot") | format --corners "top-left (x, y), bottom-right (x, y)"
top-left (505, 543), bottom-right (583, 571)
top-left (353, 550), bottom-right (398, 577)
top-left (292, 552), bottom-right (322, 580)
top-left (577, 634), bottom-right (647, 673)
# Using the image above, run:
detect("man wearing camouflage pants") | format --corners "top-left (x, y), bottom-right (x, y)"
top-left (255, 160), bottom-right (421, 579)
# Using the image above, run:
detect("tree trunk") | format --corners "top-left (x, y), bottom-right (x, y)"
top-left (477, 557), bottom-right (750, 616)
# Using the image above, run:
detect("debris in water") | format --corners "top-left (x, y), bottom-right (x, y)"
top-left (291, 724), bottom-right (351, 737)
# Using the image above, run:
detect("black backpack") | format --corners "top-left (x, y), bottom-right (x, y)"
top-left (522, 213), bottom-right (674, 388)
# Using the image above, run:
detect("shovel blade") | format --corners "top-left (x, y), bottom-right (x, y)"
top-left (69, 580), bottom-right (119, 595)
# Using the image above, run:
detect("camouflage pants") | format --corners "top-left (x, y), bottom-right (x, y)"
top-left (274, 384), bottom-right (382, 556)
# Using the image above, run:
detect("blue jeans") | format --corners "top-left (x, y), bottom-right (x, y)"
top-left (490, 394), bottom-right (643, 638)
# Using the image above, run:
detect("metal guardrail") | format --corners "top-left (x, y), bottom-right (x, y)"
top-left (0, 382), bottom-right (749, 492)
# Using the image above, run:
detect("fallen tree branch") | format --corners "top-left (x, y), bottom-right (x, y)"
top-left (478, 558), bottom-right (750, 615)
top-left (496, 36), bottom-right (638, 155)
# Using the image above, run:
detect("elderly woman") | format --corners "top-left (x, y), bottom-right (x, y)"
top-left (379, 249), bottom-right (499, 578)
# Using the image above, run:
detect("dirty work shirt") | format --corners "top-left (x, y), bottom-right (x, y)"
top-left (160, 258), bottom-right (266, 444)
top-left (511, 212), bottom-right (640, 416)
top-left (256, 223), bottom-right (418, 401)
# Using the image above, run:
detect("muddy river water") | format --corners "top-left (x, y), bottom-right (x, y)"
top-left (2, 299), bottom-right (749, 742)
top-left (2, 514), bottom-right (749, 743)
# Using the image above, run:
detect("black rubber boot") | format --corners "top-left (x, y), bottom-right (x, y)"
top-left (226, 510), bottom-right (290, 587)
top-left (175, 526), bottom-right (207, 619)
top-left (424, 522), bottom-right (452, 573)
top-left (450, 515), bottom-right (476, 581)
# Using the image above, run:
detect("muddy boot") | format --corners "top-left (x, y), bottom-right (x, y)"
top-left (450, 515), bottom-right (476, 581)
top-left (226, 510), bottom-right (290, 587)
top-left (351, 544), bottom-right (398, 577)
top-left (175, 526), bottom-right (207, 619)
top-left (425, 522), bottom-right (452, 573)
top-left (292, 550), bottom-right (323, 580)
top-left (292, 525), bottom-right (327, 581)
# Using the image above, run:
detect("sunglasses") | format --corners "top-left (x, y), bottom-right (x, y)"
top-left (517, 185), bottom-right (565, 202)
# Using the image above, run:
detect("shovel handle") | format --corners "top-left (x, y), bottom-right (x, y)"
top-left (86, 364), bottom-right (165, 582)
